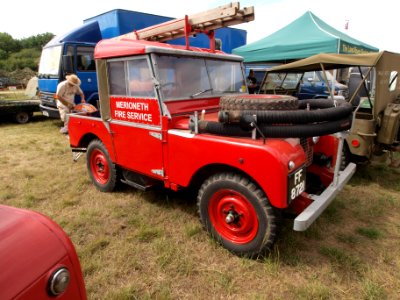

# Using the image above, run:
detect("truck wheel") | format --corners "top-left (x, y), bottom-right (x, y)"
top-left (197, 173), bottom-right (279, 257)
top-left (220, 94), bottom-right (298, 111)
top-left (14, 112), bottom-right (30, 124)
top-left (86, 139), bottom-right (117, 192)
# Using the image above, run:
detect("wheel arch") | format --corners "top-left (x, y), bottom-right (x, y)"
top-left (77, 133), bottom-right (116, 161)
top-left (188, 163), bottom-right (272, 204)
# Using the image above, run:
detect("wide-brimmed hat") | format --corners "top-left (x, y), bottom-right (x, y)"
top-left (66, 74), bottom-right (81, 86)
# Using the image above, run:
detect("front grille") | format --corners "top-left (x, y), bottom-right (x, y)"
top-left (300, 138), bottom-right (313, 166)
top-left (40, 92), bottom-right (57, 108)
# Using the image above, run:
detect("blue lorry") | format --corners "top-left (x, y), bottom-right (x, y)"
top-left (38, 9), bottom-right (247, 118)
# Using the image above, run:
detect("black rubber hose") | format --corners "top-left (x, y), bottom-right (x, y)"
top-left (258, 116), bottom-right (352, 138)
top-left (192, 116), bottom-right (352, 138)
top-left (195, 120), bottom-right (251, 137)
top-left (298, 98), bottom-right (338, 109)
top-left (219, 100), bottom-right (352, 125)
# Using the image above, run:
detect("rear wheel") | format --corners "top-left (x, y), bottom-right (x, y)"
top-left (14, 111), bottom-right (30, 124)
top-left (86, 139), bottom-right (117, 192)
top-left (197, 173), bottom-right (279, 257)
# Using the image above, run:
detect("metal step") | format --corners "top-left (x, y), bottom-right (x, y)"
top-left (121, 170), bottom-right (161, 191)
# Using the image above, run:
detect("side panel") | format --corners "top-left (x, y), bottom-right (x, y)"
top-left (38, 78), bottom-right (59, 94)
top-left (68, 115), bottom-right (116, 160)
top-left (108, 97), bottom-right (163, 178)
top-left (109, 123), bottom-right (163, 178)
top-left (166, 131), bottom-right (306, 208)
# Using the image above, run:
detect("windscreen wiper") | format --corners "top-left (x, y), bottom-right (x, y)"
top-left (191, 88), bottom-right (213, 98)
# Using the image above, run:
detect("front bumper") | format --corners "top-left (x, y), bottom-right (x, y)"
top-left (40, 104), bottom-right (60, 118)
top-left (293, 162), bottom-right (356, 231)
top-left (293, 131), bottom-right (356, 231)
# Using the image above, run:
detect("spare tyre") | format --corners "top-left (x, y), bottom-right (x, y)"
top-left (220, 94), bottom-right (298, 111)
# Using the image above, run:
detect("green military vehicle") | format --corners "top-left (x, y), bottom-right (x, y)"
top-left (259, 51), bottom-right (400, 166)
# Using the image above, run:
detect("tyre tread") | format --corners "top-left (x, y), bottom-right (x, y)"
top-left (197, 172), bottom-right (279, 257)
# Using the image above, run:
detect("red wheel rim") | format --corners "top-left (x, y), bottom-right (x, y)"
top-left (89, 149), bottom-right (110, 185)
top-left (208, 189), bottom-right (258, 244)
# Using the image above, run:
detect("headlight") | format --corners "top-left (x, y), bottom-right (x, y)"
top-left (48, 267), bottom-right (70, 296)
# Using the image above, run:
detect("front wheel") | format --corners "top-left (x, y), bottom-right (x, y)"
top-left (197, 173), bottom-right (279, 257)
top-left (86, 139), bottom-right (117, 192)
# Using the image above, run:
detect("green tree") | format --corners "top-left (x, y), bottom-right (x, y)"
top-left (0, 49), bottom-right (7, 60)
top-left (0, 32), bottom-right (54, 78)
top-left (20, 32), bottom-right (54, 50)
top-left (2, 48), bottom-right (41, 71)
top-left (0, 32), bottom-right (21, 57)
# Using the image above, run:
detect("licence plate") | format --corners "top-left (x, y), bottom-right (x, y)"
top-left (288, 166), bottom-right (306, 202)
top-left (42, 110), bottom-right (49, 117)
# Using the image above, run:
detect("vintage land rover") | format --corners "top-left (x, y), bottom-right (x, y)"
top-left (68, 3), bottom-right (356, 256)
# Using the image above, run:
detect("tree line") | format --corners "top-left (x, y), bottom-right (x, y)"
top-left (0, 32), bottom-right (54, 73)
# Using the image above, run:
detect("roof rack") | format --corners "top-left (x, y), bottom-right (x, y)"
top-left (115, 2), bottom-right (254, 52)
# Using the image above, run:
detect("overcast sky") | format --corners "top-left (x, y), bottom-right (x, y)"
top-left (2, 0), bottom-right (398, 52)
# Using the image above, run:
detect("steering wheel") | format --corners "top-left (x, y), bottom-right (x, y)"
top-left (274, 86), bottom-right (288, 95)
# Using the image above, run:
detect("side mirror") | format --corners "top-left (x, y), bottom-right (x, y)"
top-left (62, 55), bottom-right (73, 74)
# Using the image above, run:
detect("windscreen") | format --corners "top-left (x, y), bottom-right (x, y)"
top-left (155, 55), bottom-right (246, 101)
top-left (38, 45), bottom-right (62, 76)
top-left (261, 72), bottom-right (302, 91)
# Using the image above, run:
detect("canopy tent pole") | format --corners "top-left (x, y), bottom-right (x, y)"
top-left (320, 63), bottom-right (334, 101)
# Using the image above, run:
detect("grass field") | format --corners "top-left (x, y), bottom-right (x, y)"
top-left (1, 115), bottom-right (399, 300)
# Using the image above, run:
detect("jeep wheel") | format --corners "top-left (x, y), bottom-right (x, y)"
top-left (220, 94), bottom-right (298, 111)
top-left (197, 173), bottom-right (279, 257)
top-left (86, 139), bottom-right (117, 192)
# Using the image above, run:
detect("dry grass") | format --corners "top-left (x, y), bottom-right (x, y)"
top-left (1, 116), bottom-right (399, 300)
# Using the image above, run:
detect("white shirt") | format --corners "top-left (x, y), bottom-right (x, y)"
top-left (56, 80), bottom-right (83, 108)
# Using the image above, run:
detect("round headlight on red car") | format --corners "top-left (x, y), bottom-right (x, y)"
top-left (48, 267), bottom-right (70, 296)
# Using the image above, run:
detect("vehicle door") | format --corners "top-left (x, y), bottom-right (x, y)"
top-left (74, 46), bottom-right (98, 103)
top-left (107, 56), bottom-right (164, 179)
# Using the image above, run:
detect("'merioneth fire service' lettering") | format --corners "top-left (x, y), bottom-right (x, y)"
top-left (111, 97), bottom-right (160, 125)
top-left (115, 101), bottom-right (149, 111)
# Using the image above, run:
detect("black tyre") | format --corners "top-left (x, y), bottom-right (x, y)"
top-left (197, 173), bottom-right (279, 257)
top-left (86, 139), bottom-right (117, 192)
top-left (14, 111), bottom-right (30, 124)
top-left (220, 94), bottom-right (298, 111)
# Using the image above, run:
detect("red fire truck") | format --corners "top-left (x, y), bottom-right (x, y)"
top-left (0, 205), bottom-right (86, 299)
top-left (68, 3), bottom-right (356, 257)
